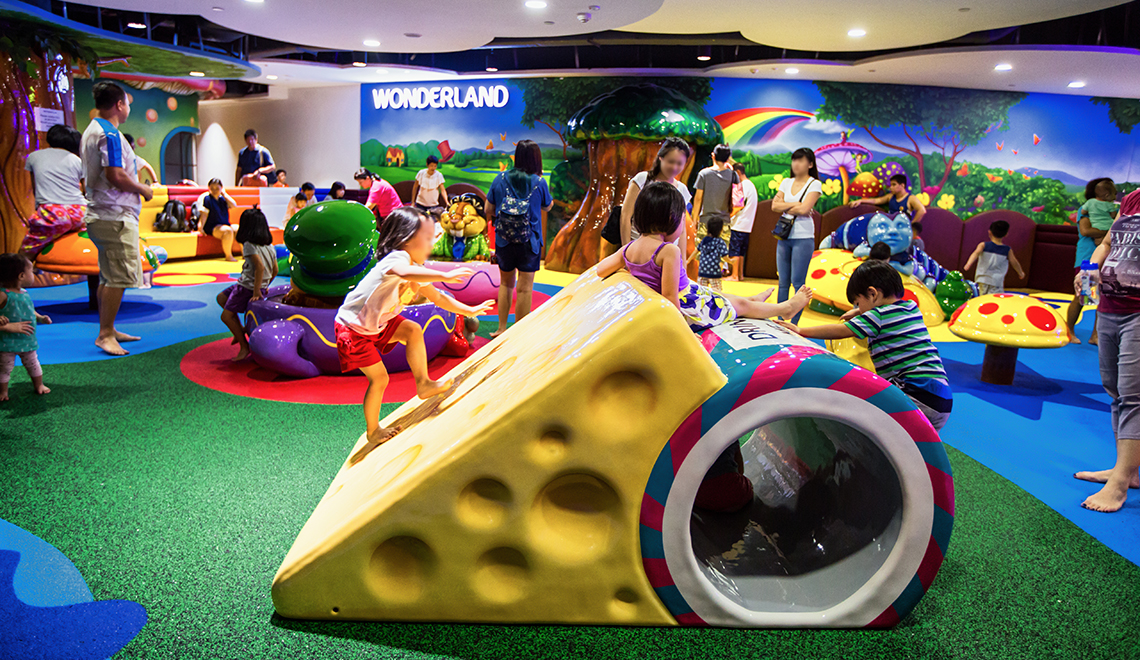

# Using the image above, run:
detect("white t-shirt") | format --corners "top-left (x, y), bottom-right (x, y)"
top-left (24, 148), bottom-right (85, 206)
top-left (777, 177), bottom-right (822, 240)
top-left (335, 250), bottom-right (413, 335)
top-left (415, 168), bottom-right (446, 206)
top-left (81, 117), bottom-right (141, 220)
top-left (731, 179), bottom-right (758, 233)
top-left (629, 171), bottom-right (693, 242)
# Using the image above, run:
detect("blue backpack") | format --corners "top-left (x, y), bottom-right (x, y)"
top-left (495, 174), bottom-right (536, 244)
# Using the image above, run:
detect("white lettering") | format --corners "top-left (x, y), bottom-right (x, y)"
top-left (493, 85), bottom-right (509, 107)
top-left (478, 86), bottom-right (495, 108)
top-left (370, 85), bottom-right (509, 111)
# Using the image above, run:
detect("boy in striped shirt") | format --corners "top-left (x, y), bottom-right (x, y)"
top-left (779, 260), bottom-right (952, 430)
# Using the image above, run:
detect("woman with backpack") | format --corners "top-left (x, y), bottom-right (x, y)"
top-left (485, 140), bottom-right (553, 338)
top-left (196, 178), bottom-right (239, 261)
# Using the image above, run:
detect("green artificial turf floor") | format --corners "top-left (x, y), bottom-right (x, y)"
top-left (2, 330), bottom-right (1139, 660)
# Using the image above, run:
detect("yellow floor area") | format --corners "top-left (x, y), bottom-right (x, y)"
top-left (157, 256), bottom-right (1084, 343)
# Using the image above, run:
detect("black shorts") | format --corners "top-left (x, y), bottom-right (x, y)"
top-left (728, 230), bottom-right (751, 257)
top-left (496, 242), bottom-right (541, 273)
top-left (601, 210), bottom-right (622, 245)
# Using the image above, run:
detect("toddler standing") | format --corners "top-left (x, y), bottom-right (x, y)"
top-left (0, 254), bottom-right (52, 401)
top-left (692, 216), bottom-right (730, 291)
top-left (963, 220), bottom-right (1025, 295)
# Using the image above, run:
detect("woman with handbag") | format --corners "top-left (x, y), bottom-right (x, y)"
top-left (486, 140), bottom-right (553, 338)
top-left (771, 148), bottom-right (822, 323)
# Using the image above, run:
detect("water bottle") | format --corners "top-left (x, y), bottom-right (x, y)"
top-left (1080, 260), bottom-right (1099, 306)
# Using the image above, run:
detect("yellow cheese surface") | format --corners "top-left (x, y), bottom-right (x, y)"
top-left (272, 270), bottom-right (727, 624)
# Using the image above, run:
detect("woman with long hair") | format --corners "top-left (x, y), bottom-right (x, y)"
top-left (619, 137), bottom-right (693, 245)
top-left (770, 147), bottom-right (822, 323)
top-left (486, 139), bottom-right (553, 337)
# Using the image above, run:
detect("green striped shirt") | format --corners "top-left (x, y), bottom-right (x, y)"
top-left (844, 300), bottom-right (948, 384)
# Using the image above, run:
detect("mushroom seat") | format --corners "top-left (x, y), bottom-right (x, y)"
top-left (807, 249), bottom-right (946, 327)
top-left (948, 293), bottom-right (1071, 348)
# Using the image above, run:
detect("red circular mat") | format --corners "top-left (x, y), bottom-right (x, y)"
top-left (180, 336), bottom-right (489, 404)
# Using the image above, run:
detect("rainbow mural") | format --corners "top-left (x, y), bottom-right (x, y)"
top-left (716, 107), bottom-right (816, 145)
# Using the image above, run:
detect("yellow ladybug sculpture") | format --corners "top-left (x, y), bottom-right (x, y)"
top-left (432, 193), bottom-right (492, 261)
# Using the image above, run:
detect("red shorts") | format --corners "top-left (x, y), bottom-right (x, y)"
top-left (334, 316), bottom-right (407, 372)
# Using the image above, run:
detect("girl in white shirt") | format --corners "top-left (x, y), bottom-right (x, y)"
top-left (770, 148), bottom-right (822, 323)
top-left (335, 207), bottom-right (493, 450)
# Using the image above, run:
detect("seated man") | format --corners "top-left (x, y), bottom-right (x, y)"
top-left (235, 129), bottom-right (274, 186)
top-left (849, 174), bottom-right (926, 224)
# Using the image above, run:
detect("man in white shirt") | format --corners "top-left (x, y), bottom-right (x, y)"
top-left (81, 80), bottom-right (154, 356)
top-left (727, 163), bottom-right (758, 281)
top-left (411, 155), bottom-right (447, 211)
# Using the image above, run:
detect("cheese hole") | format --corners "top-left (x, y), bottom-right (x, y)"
top-left (590, 371), bottom-right (657, 441)
top-left (472, 547), bottom-right (531, 603)
top-left (531, 474), bottom-right (621, 563)
top-left (529, 428), bottom-right (568, 465)
top-left (369, 536), bottom-right (436, 603)
top-left (610, 587), bottom-right (640, 619)
top-left (457, 478), bottom-right (512, 530)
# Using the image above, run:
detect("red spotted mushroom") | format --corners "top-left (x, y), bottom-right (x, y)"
top-left (948, 293), bottom-right (1071, 384)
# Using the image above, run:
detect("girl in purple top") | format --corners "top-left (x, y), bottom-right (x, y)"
top-left (596, 182), bottom-right (812, 331)
top-left (1075, 189), bottom-right (1140, 512)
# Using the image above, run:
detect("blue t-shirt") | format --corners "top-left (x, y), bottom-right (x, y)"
top-left (697, 236), bottom-right (729, 279)
top-left (487, 171), bottom-right (552, 254)
top-left (237, 145), bottom-right (274, 178)
top-left (199, 193), bottom-right (231, 234)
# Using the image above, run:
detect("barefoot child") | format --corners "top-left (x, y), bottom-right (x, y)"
top-left (0, 254), bottom-right (52, 401)
top-left (779, 260), bottom-right (952, 430)
top-left (597, 181), bottom-right (811, 330)
top-left (216, 208), bottom-right (278, 361)
top-left (337, 207), bottom-right (493, 447)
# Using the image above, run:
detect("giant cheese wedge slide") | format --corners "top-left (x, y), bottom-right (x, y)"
top-left (272, 271), bottom-right (954, 628)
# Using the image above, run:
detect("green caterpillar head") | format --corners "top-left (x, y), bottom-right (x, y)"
top-left (936, 271), bottom-right (974, 317)
top-left (284, 200), bottom-right (380, 298)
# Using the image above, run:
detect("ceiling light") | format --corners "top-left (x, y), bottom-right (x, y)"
top-left (847, 28), bottom-right (865, 37)
top-left (266, 74), bottom-right (278, 80)
top-left (352, 61), bottom-right (367, 67)
top-left (785, 67), bottom-right (799, 74)
top-left (212, 6), bottom-right (223, 10)
top-left (189, 71), bottom-right (205, 77)
top-left (363, 39), bottom-right (380, 47)
top-left (994, 63), bottom-right (1012, 71)
top-left (1068, 81), bottom-right (1086, 88)
top-left (243, 0), bottom-right (264, 3)
top-left (486, 66), bottom-right (498, 72)
top-left (127, 22), bottom-right (146, 29)
top-left (697, 45), bottom-right (711, 62)
top-left (525, 0), bottom-right (547, 7)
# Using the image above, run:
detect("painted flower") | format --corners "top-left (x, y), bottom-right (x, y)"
top-left (915, 192), bottom-right (931, 206)
top-left (768, 173), bottom-right (785, 190)
top-left (821, 179), bottom-right (843, 196)
top-left (937, 194), bottom-right (956, 210)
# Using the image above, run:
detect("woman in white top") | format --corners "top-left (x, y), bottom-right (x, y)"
top-left (21, 124), bottom-right (87, 255)
top-left (770, 147), bottom-right (822, 323)
top-left (620, 137), bottom-right (693, 246)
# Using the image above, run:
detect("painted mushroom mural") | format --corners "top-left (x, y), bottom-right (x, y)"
top-left (544, 83), bottom-right (724, 274)
top-left (814, 133), bottom-right (872, 204)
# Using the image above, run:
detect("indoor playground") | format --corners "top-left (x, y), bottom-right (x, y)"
top-left (1, 1), bottom-right (1139, 658)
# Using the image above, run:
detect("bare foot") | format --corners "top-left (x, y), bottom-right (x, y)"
top-left (114, 331), bottom-right (140, 343)
top-left (0, 388), bottom-right (8, 402)
top-left (490, 327), bottom-right (508, 339)
top-left (725, 276), bottom-right (742, 282)
top-left (1089, 335), bottom-right (1098, 346)
top-left (1075, 469), bottom-right (1140, 489)
top-left (34, 384), bottom-right (50, 395)
top-left (349, 426), bottom-right (404, 465)
top-left (749, 287), bottom-right (776, 302)
top-left (787, 286), bottom-right (813, 316)
top-left (1070, 336), bottom-right (1082, 345)
top-left (225, 256), bottom-right (238, 262)
top-left (95, 335), bottom-right (129, 356)
top-left (416, 378), bottom-right (451, 399)
top-left (232, 346), bottom-right (252, 362)
top-left (1082, 481), bottom-right (1128, 512)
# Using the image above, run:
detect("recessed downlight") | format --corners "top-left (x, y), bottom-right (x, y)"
top-left (525, 0), bottom-right (547, 7)
top-left (127, 22), bottom-right (146, 29)
top-left (486, 66), bottom-right (499, 72)
top-left (1068, 81), bottom-right (1086, 88)
top-left (994, 63), bottom-right (1013, 71)
top-left (847, 28), bottom-right (866, 37)
top-left (189, 71), bottom-right (205, 77)
top-left (785, 67), bottom-right (799, 74)
top-left (363, 39), bottom-right (380, 47)
top-left (266, 75), bottom-right (278, 80)
top-left (352, 61), bottom-right (367, 67)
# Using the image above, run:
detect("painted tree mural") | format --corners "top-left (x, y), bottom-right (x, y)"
top-left (514, 77), bottom-right (713, 160)
top-left (1092, 96), bottom-right (1140, 134)
top-left (544, 83), bottom-right (724, 274)
top-left (814, 82), bottom-right (1026, 197)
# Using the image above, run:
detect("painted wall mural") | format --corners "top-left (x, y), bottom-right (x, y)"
top-left (74, 78), bottom-right (199, 184)
top-left (360, 76), bottom-right (1140, 259)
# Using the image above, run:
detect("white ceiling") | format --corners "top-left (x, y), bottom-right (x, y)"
top-left (66, 0), bottom-right (664, 53)
top-left (70, 0), bottom-right (1126, 53)
top-left (711, 46), bottom-right (1140, 98)
top-left (625, 0), bottom-right (1130, 52)
top-left (241, 46), bottom-right (1140, 99)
